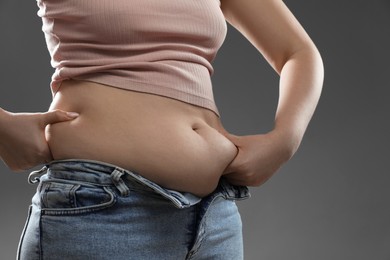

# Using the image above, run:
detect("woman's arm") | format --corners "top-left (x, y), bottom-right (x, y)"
top-left (220, 0), bottom-right (324, 186)
top-left (0, 107), bottom-right (79, 171)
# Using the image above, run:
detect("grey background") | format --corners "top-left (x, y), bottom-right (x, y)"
top-left (1, 0), bottom-right (389, 259)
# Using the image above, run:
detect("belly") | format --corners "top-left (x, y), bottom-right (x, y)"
top-left (45, 80), bottom-right (238, 197)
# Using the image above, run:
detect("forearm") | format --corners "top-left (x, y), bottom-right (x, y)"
top-left (0, 107), bottom-right (11, 138)
top-left (273, 46), bottom-right (324, 156)
top-left (0, 107), bottom-right (8, 118)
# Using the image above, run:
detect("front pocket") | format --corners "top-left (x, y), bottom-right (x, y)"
top-left (40, 181), bottom-right (116, 215)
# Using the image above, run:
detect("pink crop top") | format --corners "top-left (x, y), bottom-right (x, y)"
top-left (36, 0), bottom-right (227, 116)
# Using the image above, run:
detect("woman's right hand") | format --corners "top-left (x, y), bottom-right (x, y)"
top-left (0, 109), bottom-right (79, 171)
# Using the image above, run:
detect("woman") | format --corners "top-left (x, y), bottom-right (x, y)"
top-left (0, 0), bottom-right (323, 259)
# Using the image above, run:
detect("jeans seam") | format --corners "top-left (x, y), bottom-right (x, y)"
top-left (41, 186), bottom-right (117, 216)
top-left (186, 194), bottom-right (223, 259)
top-left (16, 205), bottom-right (32, 260)
top-left (38, 210), bottom-right (42, 260)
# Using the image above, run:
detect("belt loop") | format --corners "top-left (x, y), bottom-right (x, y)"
top-left (28, 165), bottom-right (48, 184)
top-left (111, 168), bottom-right (130, 197)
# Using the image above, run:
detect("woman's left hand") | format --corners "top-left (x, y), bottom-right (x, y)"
top-left (222, 131), bottom-right (296, 187)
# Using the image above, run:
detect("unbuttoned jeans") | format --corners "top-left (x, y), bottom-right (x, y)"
top-left (17, 159), bottom-right (250, 260)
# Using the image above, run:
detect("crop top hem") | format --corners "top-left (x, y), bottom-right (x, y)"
top-left (64, 75), bottom-right (220, 117)
top-left (38, 0), bottom-right (226, 118)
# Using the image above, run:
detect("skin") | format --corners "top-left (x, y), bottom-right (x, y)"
top-left (0, 109), bottom-right (79, 171)
top-left (0, 0), bottom-right (323, 190)
top-left (219, 0), bottom-right (324, 186)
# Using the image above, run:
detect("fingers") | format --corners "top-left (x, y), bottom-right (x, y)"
top-left (221, 134), bottom-right (245, 175)
top-left (223, 175), bottom-right (247, 187)
top-left (222, 147), bottom-right (243, 175)
top-left (40, 109), bottom-right (79, 126)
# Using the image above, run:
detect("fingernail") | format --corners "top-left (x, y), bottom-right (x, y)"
top-left (66, 112), bottom-right (79, 118)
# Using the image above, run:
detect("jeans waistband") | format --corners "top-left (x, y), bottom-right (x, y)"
top-left (28, 159), bottom-right (250, 208)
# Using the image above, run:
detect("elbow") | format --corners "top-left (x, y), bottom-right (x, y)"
top-left (274, 42), bottom-right (324, 77)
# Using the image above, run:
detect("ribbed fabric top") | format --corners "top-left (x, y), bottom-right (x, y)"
top-left (36, 0), bottom-right (227, 116)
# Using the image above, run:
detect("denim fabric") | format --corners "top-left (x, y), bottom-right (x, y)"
top-left (17, 159), bottom-right (250, 260)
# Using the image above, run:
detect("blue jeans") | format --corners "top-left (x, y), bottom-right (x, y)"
top-left (17, 159), bottom-right (250, 260)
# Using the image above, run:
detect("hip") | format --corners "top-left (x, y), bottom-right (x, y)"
top-left (17, 160), bottom-right (249, 260)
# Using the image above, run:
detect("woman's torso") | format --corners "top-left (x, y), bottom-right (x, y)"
top-left (45, 80), bottom-right (238, 197)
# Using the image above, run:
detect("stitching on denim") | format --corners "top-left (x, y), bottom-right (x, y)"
top-left (16, 205), bottom-right (32, 260)
top-left (186, 194), bottom-right (222, 259)
top-left (41, 186), bottom-right (116, 216)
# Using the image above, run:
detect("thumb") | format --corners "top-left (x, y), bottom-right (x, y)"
top-left (40, 109), bottom-right (79, 125)
top-left (222, 143), bottom-right (241, 175)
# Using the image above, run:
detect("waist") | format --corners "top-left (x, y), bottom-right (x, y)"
top-left (31, 159), bottom-right (250, 208)
top-left (45, 79), bottom-right (238, 197)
